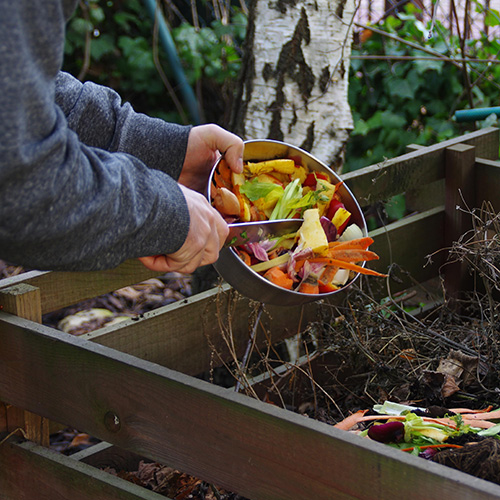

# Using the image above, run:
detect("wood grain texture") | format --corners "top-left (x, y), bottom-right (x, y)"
top-left (475, 158), bottom-right (500, 213)
top-left (0, 439), bottom-right (164, 500)
top-left (445, 143), bottom-right (477, 297)
top-left (342, 127), bottom-right (499, 207)
top-left (0, 284), bottom-right (48, 446)
top-left (83, 284), bottom-right (332, 376)
top-left (80, 209), bottom-right (446, 377)
top-left (0, 260), bottom-right (160, 315)
top-left (1, 314), bottom-right (500, 500)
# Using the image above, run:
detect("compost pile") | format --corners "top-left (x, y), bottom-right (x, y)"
top-left (220, 202), bottom-right (500, 485)
top-left (2, 204), bottom-right (499, 494)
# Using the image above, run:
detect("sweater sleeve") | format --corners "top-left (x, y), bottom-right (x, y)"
top-left (0, 0), bottom-right (190, 271)
top-left (54, 71), bottom-right (192, 180)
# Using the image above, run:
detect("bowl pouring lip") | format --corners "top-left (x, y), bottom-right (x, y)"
top-left (207, 139), bottom-right (368, 304)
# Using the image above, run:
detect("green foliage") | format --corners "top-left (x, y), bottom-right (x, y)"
top-left (173, 14), bottom-right (246, 85)
top-left (63, 0), bottom-right (246, 124)
top-left (345, 4), bottom-right (500, 174)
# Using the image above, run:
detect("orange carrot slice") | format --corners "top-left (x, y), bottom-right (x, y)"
top-left (298, 280), bottom-right (320, 294)
top-left (328, 237), bottom-right (374, 251)
top-left (327, 249), bottom-right (380, 263)
top-left (333, 410), bottom-right (369, 430)
top-left (462, 418), bottom-right (496, 429)
top-left (308, 258), bottom-right (388, 277)
top-left (450, 406), bottom-right (494, 414)
top-left (263, 266), bottom-right (294, 290)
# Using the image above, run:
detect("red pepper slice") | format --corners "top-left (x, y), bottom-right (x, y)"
top-left (326, 199), bottom-right (344, 220)
top-left (303, 172), bottom-right (329, 187)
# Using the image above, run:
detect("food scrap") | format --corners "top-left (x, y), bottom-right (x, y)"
top-left (211, 156), bottom-right (387, 294)
top-left (334, 400), bottom-right (500, 460)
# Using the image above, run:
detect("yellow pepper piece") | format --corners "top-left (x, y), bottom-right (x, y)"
top-left (245, 159), bottom-right (296, 176)
top-left (331, 207), bottom-right (351, 230)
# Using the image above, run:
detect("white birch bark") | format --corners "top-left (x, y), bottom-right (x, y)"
top-left (231, 0), bottom-right (355, 171)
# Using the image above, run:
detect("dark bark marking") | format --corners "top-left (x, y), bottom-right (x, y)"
top-left (274, 0), bottom-right (300, 15)
top-left (288, 105), bottom-right (298, 134)
top-left (319, 66), bottom-right (330, 94)
top-left (339, 60), bottom-right (346, 79)
top-left (267, 7), bottom-right (315, 140)
top-left (262, 63), bottom-right (273, 82)
top-left (300, 121), bottom-right (315, 152)
top-left (336, 0), bottom-right (347, 18)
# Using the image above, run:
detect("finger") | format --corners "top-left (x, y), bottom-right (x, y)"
top-left (223, 143), bottom-right (244, 174)
top-left (207, 126), bottom-right (243, 173)
top-left (138, 255), bottom-right (172, 273)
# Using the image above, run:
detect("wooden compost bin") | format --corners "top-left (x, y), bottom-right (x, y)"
top-left (1, 127), bottom-right (500, 500)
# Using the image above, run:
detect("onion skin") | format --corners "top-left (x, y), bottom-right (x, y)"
top-left (368, 421), bottom-right (405, 443)
top-left (213, 187), bottom-right (240, 216)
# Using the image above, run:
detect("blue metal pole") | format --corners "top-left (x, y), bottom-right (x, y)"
top-left (454, 107), bottom-right (500, 122)
top-left (142, 0), bottom-right (201, 124)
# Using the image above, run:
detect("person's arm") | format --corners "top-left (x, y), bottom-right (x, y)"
top-left (54, 71), bottom-right (191, 180)
top-left (0, 1), bottom-right (191, 271)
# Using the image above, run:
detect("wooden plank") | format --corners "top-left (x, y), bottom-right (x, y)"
top-left (0, 438), bottom-right (165, 500)
top-left (0, 283), bottom-right (42, 322)
top-left (445, 144), bottom-right (477, 297)
top-left (475, 158), bottom-right (500, 213)
top-left (0, 260), bottom-right (161, 315)
top-left (342, 127), bottom-right (498, 206)
top-left (1, 314), bottom-right (500, 500)
top-left (71, 442), bottom-right (147, 473)
top-left (368, 206), bottom-right (446, 296)
top-left (0, 284), bottom-right (49, 446)
top-left (83, 284), bottom-right (333, 376)
top-left (80, 208), bottom-right (445, 376)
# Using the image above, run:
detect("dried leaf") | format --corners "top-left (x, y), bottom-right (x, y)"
top-left (441, 374), bottom-right (461, 398)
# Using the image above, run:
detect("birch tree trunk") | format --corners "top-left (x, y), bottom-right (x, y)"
top-left (231, 0), bottom-right (355, 171)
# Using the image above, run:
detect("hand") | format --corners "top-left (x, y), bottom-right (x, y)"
top-left (138, 185), bottom-right (229, 274)
top-left (178, 124), bottom-right (244, 192)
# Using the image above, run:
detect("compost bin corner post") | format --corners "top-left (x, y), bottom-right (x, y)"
top-left (0, 283), bottom-right (50, 446)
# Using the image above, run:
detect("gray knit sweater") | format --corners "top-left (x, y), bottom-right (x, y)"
top-left (0, 0), bottom-right (192, 271)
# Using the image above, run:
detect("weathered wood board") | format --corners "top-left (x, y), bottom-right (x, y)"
top-left (1, 313), bottom-right (500, 500)
top-left (0, 128), bottom-right (499, 500)
top-left (0, 438), bottom-right (164, 500)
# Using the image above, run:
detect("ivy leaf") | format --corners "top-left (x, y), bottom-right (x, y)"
top-left (387, 78), bottom-right (415, 100)
top-left (91, 34), bottom-right (116, 60)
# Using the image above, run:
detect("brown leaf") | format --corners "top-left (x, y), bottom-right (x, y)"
top-left (437, 350), bottom-right (479, 387)
top-left (441, 374), bottom-right (461, 398)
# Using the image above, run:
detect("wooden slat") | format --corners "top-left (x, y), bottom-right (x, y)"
top-left (368, 206), bottom-right (446, 295)
top-left (1, 314), bottom-right (500, 500)
top-left (71, 442), bottom-right (146, 472)
top-left (342, 127), bottom-right (499, 206)
top-left (475, 158), bottom-right (500, 213)
top-left (83, 284), bottom-right (332, 376)
top-left (0, 438), bottom-right (165, 500)
top-left (0, 260), bottom-right (161, 315)
top-left (0, 284), bottom-right (49, 446)
top-left (79, 208), bottom-right (445, 376)
top-left (444, 144), bottom-right (477, 297)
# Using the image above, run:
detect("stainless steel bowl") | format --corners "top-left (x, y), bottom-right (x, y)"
top-left (207, 139), bottom-right (368, 306)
